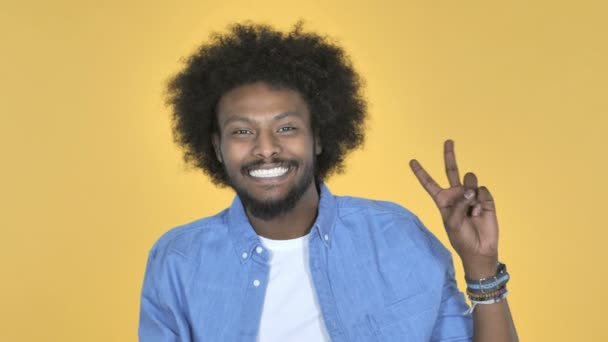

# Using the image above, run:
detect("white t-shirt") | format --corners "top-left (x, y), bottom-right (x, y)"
top-left (256, 233), bottom-right (330, 342)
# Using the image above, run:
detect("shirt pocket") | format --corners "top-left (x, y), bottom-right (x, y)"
top-left (367, 291), bottom-right (437, 341)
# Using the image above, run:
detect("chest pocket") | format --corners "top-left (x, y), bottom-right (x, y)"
top-left (367, 291), bottom-right (438, 341)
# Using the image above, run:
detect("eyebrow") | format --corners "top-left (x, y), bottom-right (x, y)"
top-left (221, 111), bottom-right (303, 127)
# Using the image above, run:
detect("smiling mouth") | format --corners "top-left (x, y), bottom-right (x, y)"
top-left (248, 166), bottom-right (290, 178)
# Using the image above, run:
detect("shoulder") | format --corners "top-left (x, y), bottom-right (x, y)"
top-left (334, 195), bottom-right (420, 238)
top-left (336, 195), bottom-right (417, 221)
top-left (148, 209), bottom-right (229, 262)
top-left (333, 195), bottom-right (453, 266)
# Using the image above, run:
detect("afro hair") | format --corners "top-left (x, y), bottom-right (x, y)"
top-left (166, 22), bottom-right (367, 186)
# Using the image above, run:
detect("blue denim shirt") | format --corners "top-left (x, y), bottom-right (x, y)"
top-left (139, 184), bottom-right (473, 341)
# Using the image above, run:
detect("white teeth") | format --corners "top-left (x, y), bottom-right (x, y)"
top-left (249, 167), bottom-right (289, 178)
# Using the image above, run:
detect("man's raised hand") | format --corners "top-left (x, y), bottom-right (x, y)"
top-left (409, 139), bottom-right (499, 279)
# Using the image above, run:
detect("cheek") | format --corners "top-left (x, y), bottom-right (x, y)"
top-left (220, 143), bottom-right (247, 167)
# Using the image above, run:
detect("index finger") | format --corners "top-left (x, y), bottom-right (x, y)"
top-left (409, 159), bottom-right (442, 199)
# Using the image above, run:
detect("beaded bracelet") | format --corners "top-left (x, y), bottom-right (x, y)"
top-left (463, 290), bottom-right (509, 315)
top-left (467, 286), bottom-right (508, 301)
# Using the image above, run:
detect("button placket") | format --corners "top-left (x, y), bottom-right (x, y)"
top-left (238, 247), bottom-right (270, 339)
top-left (309, 232), bottom-right (346, 341)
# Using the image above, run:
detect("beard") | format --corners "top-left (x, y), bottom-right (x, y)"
top-left (226, 157), bottom-right (316, 221)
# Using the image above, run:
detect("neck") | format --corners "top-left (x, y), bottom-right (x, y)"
top-left (246, 182), bottom-right (320, 240)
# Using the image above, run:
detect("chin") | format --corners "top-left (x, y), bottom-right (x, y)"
top-left (233, 174), bottom-right (315, 220)
top-left (249, 186), bottom-right (294, 202)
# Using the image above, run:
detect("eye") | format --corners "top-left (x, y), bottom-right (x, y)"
top-left (232, 129), bottom-right (252, 135)
top-left (278, 126), bottom-right (296, 133)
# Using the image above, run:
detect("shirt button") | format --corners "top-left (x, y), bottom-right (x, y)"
top-left (256, 246), bottom-right (263, 254)
top-left (253, 279), bottom-right (260, 287)
top-left (241, 252), bottom-right (248, 259)
top-left (324, 234), bottom-right (329, 241)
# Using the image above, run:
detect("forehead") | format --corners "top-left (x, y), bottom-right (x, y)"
top-left (216, 82), bottom-right (310, 125)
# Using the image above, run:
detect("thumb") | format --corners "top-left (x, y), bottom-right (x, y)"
top-left (445, 189), bottom-right (476, 231)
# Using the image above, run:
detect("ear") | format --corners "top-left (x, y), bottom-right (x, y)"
top-left (314, 134), bottom-right (322, 155)
top-left (212, 133), bottom-right (223, 163)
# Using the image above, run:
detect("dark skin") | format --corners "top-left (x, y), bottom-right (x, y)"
top-left (214, 82), bottom-right (517, 341)
top-left (410, 140), bottom-right (518, 341)
top-left (212, 82), bottom-right (321, 239)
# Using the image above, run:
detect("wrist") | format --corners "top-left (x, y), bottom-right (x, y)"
top-left (465, 261), bottom-right (509, 293)
top-left (462, 261), bottom-right (511, 315)
top-left (462, 255), bottom-right (499, 280)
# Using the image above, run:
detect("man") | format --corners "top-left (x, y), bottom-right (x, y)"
top-left (139, 22), bottom-right (518, 341)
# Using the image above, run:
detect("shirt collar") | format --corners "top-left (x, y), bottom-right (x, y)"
top-left (225, 182), bottom-right (337, 262)
top-left (313, 182), bottom-right (337, 248)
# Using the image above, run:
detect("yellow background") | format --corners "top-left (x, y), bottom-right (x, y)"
top-left (1, 0), bottom-right (606, 340)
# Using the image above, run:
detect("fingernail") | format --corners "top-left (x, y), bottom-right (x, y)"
top-left (464, 189), bottom-right (475, 200)
top-left (472, 205), bottom-right (481, 216)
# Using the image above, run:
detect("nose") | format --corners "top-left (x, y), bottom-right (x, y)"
top-left (252, 130), bottom-right (282, 159)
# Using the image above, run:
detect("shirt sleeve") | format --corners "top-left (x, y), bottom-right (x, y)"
top-left (409, 215), bottom-right (474, 342)
top-left (138, 246), bottom-right (191, 342)
top-left (430, 258), bottom-right (474, 342)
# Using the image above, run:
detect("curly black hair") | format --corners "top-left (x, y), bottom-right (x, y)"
top-left (166, 22), bottom-right (367, 186)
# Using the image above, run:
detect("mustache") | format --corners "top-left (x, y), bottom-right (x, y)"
top-left (241, 158), bottom-right (298, 173)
